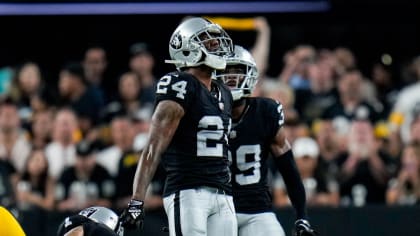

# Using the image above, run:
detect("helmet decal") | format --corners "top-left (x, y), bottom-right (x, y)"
top-left (79, 207), bottom-right (98, 218)
top-left (170, 32), bottom-right (182, 50)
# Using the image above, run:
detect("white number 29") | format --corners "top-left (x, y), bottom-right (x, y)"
top-left (156, 75), bottom-right (187, 99)
top-left (231, 144), bottom-right (262, 185)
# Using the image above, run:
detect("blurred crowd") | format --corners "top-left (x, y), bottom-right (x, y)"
top-left (0, 17), bottom-right (420, 221)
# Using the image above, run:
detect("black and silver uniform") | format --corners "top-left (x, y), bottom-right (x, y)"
top-left (155, 71), bottom-right (233, 197)
top-left (229, 97), bottom-right (284, 213)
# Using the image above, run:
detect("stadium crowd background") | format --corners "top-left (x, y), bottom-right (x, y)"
top-left (0, 2), bottom-right (420, 234)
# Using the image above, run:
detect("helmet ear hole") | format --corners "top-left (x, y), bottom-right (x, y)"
top-left (182, 51), bottom-right (190, 57)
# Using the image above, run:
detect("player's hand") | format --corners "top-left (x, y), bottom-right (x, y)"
top-left (294, 219), bottom-right (318, 236)
top-left (119, 199), bottom-right (145, 230)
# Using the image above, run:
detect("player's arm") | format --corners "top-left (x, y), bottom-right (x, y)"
top-left (132, 100), bottom-right (184, 201)
top-left (270, 127), bottom-right (307, 219)
top-left (271, 129), bottom-right (318, 236)
top-left (120, 100), bottom-right (184, 229)
top-left (64, 226), bottom-right (83, 236)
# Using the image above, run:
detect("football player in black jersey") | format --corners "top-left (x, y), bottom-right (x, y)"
top-left (215, 45), bottom-right (318, 236)
top-left (119, 17), bottom-right (237, 236)
top-left (56, 206), bottom-right (123, 236)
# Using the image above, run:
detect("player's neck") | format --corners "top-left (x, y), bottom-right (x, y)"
top-left (232, 98), bottom-right (246, 120)
top-left (186, 66), bottom-right (213, 90)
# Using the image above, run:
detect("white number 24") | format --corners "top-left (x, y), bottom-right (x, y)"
top-left (156, 75), bottom-right (187, 99)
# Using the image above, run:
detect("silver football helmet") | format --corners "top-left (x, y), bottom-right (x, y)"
top-left (78, 206), bottom-right (123, 235)
top-left (165, 17), bottom-right (233, 70)
top-left (215, 45), bottom-right (259, 101)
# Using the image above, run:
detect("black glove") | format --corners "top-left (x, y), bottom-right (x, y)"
top-left (294, 219), bottom-right (318, 236)
top-left (119, 199), bottom-right (145, 230)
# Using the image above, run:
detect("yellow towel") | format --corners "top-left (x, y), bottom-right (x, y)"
top-left (0, 206), bottom-right (26, 236)
top-left (205, 17), bottom-right (256, 31)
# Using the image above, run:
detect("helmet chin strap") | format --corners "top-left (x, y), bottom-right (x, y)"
top-left (204, 53), bottom-right (226, 70)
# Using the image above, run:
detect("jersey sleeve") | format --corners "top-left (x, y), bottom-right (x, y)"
top-left (155, 73), bottom-right (196, 111)
top-left (264, 99), bottom-right (285, 139)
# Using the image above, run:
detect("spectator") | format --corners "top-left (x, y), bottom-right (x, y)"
top-left (370, 58), bottom-right (399, 117)
top-left (56, 140), bottom-right (115, 212)
top-left (16, 149), bottom-right (55, 211)
top-left (96, 116), bottom-right (135, 177)
top-left (45, 108), bottom-right (78, 179)
top-left (58, 62), bottom-right (104, 135)
top-left (279, 44), bottom-right (317, 91)
top-left (388, 56), bottom-right (420, 145)
top-left (28, 110), bottom-right (53, 149)
top-left (313, 118), bottom-right (343, 174)
top-left (322, 69), bottom-right (382, 129)
top-left (114, 135), bottom-right (165, 211)
top-left (0, 158), bottom-right (18, 208)
top-left (129, 42), bottom-right (156, 105)
top-left (273, 137), bottom-right (339, 207)
top-left (386, 142), bottom-right (420, 205)
top-left (373, 120), bottom-right (402, 160)
top-left (82, 46), bottom-right (109, 103)
top-left (101, 71), bottom-right (151, 123)
top-left (0, 97), bottom-right (31, 173)
top-left (82, 46), bottom-right (108, 88)
top-left (333, 47), bottom-right (357, 76)
top-left (250, 16), bottom-right (271, 79)
top-left (282, 117), bottom-right (310, 145)
top-left (259, 79), bottom-right (299, 122)
top-left (131, 106), bottom-right (152, 142)
top-left (295, 58), bottom-right (339, 125)
top-left (410, 114), bottom-right (420, 143)
top-left (8, 62), bottom-right (54, 124)
top-left (335, 118), bottom-right (397, 206)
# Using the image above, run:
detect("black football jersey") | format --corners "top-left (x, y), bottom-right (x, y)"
top-left (56, 215), bottom-right (117, 236)
top-left (229, 97), bottom-right (284, 213)
top-left (155, 72), bottom-right (233, 196)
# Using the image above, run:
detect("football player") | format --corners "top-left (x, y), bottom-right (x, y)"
top-left (215, 45), bottom-right (318, 236)
top-left (56, 206), bottom-right (123, 236)
top-left (119, 17), bottom-right (237, 236)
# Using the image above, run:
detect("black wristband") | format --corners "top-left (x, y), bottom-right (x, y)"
top-left (274, 150), bottom-right (307, 219)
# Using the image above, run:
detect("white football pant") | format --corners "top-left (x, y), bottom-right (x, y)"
top-left (163, 187), bottom-right (237, 236)
top-left (237, 212), bottom-right (285, 236)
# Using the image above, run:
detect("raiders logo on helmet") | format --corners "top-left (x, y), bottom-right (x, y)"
top-left (170, 32), bottom-right (182, 49)
top-left (79, 207), bottom-right (98, 218)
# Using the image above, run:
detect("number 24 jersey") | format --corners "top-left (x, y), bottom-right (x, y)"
top-left (155, 72), bottom-right (233, 197)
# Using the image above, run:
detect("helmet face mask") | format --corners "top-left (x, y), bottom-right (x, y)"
top-left (221, 66), bottom-right (246, 89)
top-left (166, 17), bottom-right (233, 70)
top-left (215, 45), bottom-right (259, 100)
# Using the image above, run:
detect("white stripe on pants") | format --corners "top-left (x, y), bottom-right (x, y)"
top-left (163, 187), bottom-right (237, 236)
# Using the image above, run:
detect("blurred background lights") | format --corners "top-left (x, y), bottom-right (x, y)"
top-left (381, 53), bottom-right (392, 65)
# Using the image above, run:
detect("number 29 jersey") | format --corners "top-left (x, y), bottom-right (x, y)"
top-left (155, 72), bottom-right (233, 197)
top-left (228, 97), bottom-right (284, 213)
